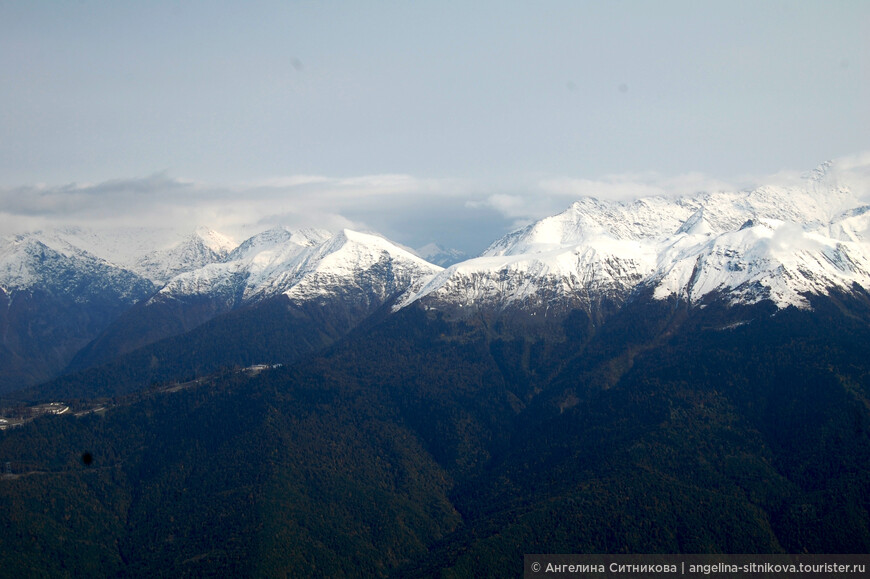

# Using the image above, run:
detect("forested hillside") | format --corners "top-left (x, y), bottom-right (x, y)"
top-left (2, 292), bottom-right (869, 577)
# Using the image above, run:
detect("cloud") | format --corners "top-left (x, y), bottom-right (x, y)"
top-left (0, 172), bottom-right (441, 232)
top-left (826, 152), bottom-right (870, 201)
top-left (472, 152), bottom-right (870, 225)
top-left (767, 221), bottom-right (824, 254)
top-left (0, 173), bottom-right (190, 218)
top-left (468, 194), bottom-right (527, 217)
top-left (243, 175), bottom-right (331, 188)
top-left (240, 173), bottom-right (443, 199)
top-left (0, 173), bottom-right (198, 235)
top-left (3, 152), bottom-right (869, 256)
top-left (539, 172), bottom-right (742, 202)
top-left (463, 171), bottom-right (746, 229)
top-left (0, 171), bottom-right (501, 254)
top-left (745, 152), bottom-right (870, 200)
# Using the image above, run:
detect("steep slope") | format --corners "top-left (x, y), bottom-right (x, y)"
top-left (131, 226), bottom-right (236, 284)
top-left (64, 227), bottom-right (322, 371)
top-left (400, 294), bottom-right (870, 575)
top-left (651, 216), bottom-right (870, 308)
top-left (3, 290), bottom-right (870, 576)
top-left (401, 239), bottom-right (656, 319)
top-left (0, 225), bottom-right (242, 391)
top-left (0, 235), bottom-right (155, 392)
top-left (401, 162), bottom-right (870, 317)
top-left (153, 227), bottom-right (437, 308)
top-left (64, 228), bottom-right (442, 382)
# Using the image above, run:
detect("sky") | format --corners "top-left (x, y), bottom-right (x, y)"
top-left (1, 0), bottom-right (868, 254)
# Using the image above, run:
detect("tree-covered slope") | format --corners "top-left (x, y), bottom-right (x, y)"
top-left (2, 293), bottom-right (869, 577)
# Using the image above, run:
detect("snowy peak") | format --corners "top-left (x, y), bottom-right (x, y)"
top-left (193, 226), bottom-right (236, 255)
top-left (0, 233), bottom-right (154, 302)
top-left (675, 209), bottom-right (714, 236)
top-left (482, 196), bottom-right (694, 257)
top-left (401, 161), bottom-right (870, 314)
top-left (134, 227), bottom-right (238, 284)
top-left (156, 227), bottom-right (442, 311)
top-left (0, 225), bottom-right (242, 285)
top-left (400, 238), bottom-right (657, 315)
top-left (808, 159), bottom-right (834, 182)
top-left (651, 218), bottom-right (870, 309)
top-left (805, 159), bottom-right (850, 201)
top-left (22, 226), bottom-right (174, 268)
top-left (225, 226), bottom-right (330, 262)
top-left (0, 236), bottom-right (61, 290)
top-left (279, 229), bottom-right (442, 304)
top-left (404, 196), bottom-right (697, 314)
top-left (645, 166), bottom-right (870, 308)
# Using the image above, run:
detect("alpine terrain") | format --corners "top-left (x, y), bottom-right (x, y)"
top-left (1, 161), bottom-right (869, 576)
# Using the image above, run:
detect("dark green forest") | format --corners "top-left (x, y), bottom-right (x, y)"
top-left (2, 292), bottom-right (870, 577)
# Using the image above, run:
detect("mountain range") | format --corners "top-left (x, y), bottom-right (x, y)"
top-left (1, 161), bottom-right (869, 576)
top-left (2, 161), bottom-right (868, 393)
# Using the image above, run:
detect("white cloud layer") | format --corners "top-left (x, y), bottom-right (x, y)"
top-left (3, 153), bottom-right (869, 255)
top-left (472, 153), bottom-right (870, 229)
top-left (0, 171), bottom-right (490, 252)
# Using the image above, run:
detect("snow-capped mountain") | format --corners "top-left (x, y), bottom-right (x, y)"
top-left (0, 225), bottom-right (242, 389)
top-left (0, 233), bottom-right (155, 302)
top-left (0, 233), bottom-right (157, 392)
top-left (652, 216), bottom-right (870, 308)
top-left (3, 224), bottom-right (440, 316)
top-left (399, 196), bottom-right (689, 315)
top-left (10, 159), bottom-right (865, 329)
top-left (133, 227), bottom-right (236, 284)
top-left (5, 159), bottom-right (870, 392)
top-left (65, 226), bottom-right (443, 372)
top-left (155, 226), bottom-right (441, 309)
top-left (3, 225), bottom-right (238, 285)
top-left (400, 162), bottom-right (870, 314)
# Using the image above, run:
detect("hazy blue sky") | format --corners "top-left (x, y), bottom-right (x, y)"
top-left (1, 1), bottom-right (867, 253)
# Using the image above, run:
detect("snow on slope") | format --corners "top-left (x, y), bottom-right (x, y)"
top-left (652, 217), bottom-right (870, 308)
top-left (400, 239), bottom-right (657, 314)
top-left (281, 230), bottom-right (442, 304)
top-left (402, 162), bottom-right (870, 313)
top-left (155, 227), bottom-right (441, 309)
top-left (0, 234), bottom-right (154, 302)
top-left (1, 226), bottom-right (239, 285)
top-left (823, 206), bottom-right (870, 243)
top-left (22, 226), bottom-right (170, 265)
top-left (397, 197), bottom-right (697, 313)
top-left (133, 227), bottom-right (237, 284)
top-left (482, 196), bottom-right (697, 257)
top-left (5, 160), bottom-right (867, 316)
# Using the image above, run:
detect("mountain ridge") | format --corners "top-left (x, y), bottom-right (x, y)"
top-left (3, 161), bottom-right (870, 391)
top-left (2, 162), bottom-right (870, 575)
top-left (400, 164), bottom-right (870, 314)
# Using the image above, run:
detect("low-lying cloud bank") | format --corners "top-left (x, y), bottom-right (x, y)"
top-left (3, 153), bottom-right (868, 255)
